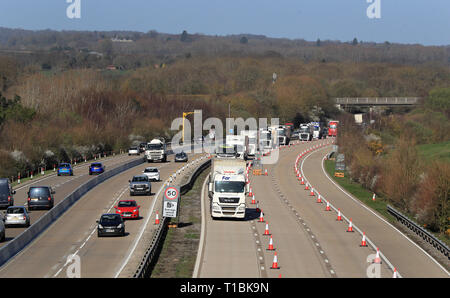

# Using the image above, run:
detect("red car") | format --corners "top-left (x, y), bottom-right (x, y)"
top-left (114, 200), bottom-right (140, 219)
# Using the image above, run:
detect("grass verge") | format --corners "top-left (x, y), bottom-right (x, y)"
top-left (150, 169), bottom-right (208, 278)
top-left (324, 159), bottom-right (396, 223)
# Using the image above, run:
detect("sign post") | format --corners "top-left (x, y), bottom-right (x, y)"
top-left (163, 185), bottom-right (180, 228)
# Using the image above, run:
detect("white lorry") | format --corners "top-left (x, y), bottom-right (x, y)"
top-left (299, 123), bottom-right (313, 141)
top-left (275, 125), bottom-right (291, 146)
top-left (145, 138), bottom-right (168, 162)
top-left (240, 130), bottom-right (258, 157)
top-left (225, 135), bottom-right (249, 160)
top-left (311, 122), bottom-right (322, 139)
top-left (259, 128), bottom-right (272, 154)
top-left (208, 158), bottom-right (248, 219)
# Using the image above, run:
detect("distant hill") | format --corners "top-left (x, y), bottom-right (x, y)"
top-left (0, 27), bottom-right (449, 67)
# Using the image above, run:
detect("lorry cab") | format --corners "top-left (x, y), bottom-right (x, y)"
top-left (145, 138), bottom-right (167, 162)
top-left (208, 159), bottom-right (248, 219)
top-left (328, 121), bottom-right (339, 137)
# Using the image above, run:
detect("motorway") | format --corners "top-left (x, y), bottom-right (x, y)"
top-left (195, 140), bottom-right (449, 278)
top-left (0, 151), bottom-right (205, 277)
top-left (0, 153), bottom-right (141, 248)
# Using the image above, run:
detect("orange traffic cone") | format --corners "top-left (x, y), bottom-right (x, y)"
top-left (264, 169), bottom-right (268, 176)
top-left (360, 232), bottom-right (368, 247)
top-left (325, 201), bottom-right (331, 211)
top-left (300, 177), bottom-right (305, 185)
top-left (372, 193), bottom-right (376, 201)
top-left (251, 195), bottom-right (256, 204)
top-left (155, 212), bottom-right (160, 225)
top-left (337, 208), bottom-right (342, 221)
top-left (263, 222), bottom-right (271, 236)
top-left (259, 210), bottom-right (265, 223)
top-left (305, 183), bottom-right (309, 190)
top-left (310, 187), bottom-right (315, 196)
top-left (270, 252), bottom-right (280, 269)
top-left (373, 248), bottom-right (382, 264)
top-left (267, 236), bottom-right (275, 251)
top-left (346, 218), bottom-right (354, 232)
top-left (316, 193), bottom-right (322, 203)
top-left (393, 268), bottom-right (398, 278)
top-left (249, 187), bottom-right (253, 197)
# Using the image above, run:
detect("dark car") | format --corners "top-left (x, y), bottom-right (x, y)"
top-left (97, 213), bottom-right (125, 237)
top-left (291, 130), bottom-right (300, 140)
top-left (57, 163), bottom-right (73, 176)
top-left (89, 162), bottom-right (105, 175)
top-left (0, 178), bottom-right (15, 208)
top-left (139, 142), bottom-right (147, 153)
top-left (322, 128), bottom-right (328, 139)
top-left (175, 151), bottom-right (188, 162)
top-left (27, 186), bottom-right (55, 210)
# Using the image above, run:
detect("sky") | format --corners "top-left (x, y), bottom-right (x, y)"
top-left (0, 0), bottom-right (449, 46)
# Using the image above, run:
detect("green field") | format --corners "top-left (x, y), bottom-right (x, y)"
top-left (417, 141), bottom-right (450, 162)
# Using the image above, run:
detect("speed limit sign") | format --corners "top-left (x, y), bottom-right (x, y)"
top-left (164, 187), bottom-right (179, 200)
top-left (163, 186), bottom-right (180, 218)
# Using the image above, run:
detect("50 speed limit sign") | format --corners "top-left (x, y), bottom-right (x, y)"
top-left (163, 186), bottom-right (180, 218)
top-left (164, 187), bottom-right (179, 200)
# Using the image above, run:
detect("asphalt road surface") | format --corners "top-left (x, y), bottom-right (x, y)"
top-left (0, 152), bottom-right (205, 277)
top-left (196, 140), bottom-right (449, 278)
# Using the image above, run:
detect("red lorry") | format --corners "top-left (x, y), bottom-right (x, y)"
top-left (328, 121), bottom-right (339, 137)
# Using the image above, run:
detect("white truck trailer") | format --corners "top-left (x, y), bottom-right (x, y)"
top-left (258, 128), bottom-right (272, 154)
top-left (208, 158), bottom-right (248, 219)
top-left (240, 130), bottom-right (258, 157)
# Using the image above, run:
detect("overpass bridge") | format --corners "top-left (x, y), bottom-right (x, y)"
top-left (335, 97), bottom-right (421, 109)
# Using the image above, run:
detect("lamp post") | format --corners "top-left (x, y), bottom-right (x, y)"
top-left (182, 111), bottom-right (200, 144)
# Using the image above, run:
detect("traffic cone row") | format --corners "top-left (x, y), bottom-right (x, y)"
top-left (292, 141), bottom-right (399, 278)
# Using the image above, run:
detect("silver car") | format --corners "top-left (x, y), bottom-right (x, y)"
top-left (128, 147), bottom-right (140, 156)
top-left (4, 206), bottom-right (30, 227)
top-left (129, 175), bottom-right (152, 196)
top-left (142, 167), bottom-right (160, 181)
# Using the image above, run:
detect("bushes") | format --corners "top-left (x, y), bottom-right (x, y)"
top-left (412, 162), bottom-right (450, 234)
top-left (379, 138), bottom-right (421, 212)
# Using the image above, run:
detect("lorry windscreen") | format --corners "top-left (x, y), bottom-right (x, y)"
top-left (214, 181), bottom-right (245, 193)
top-left (147, 144), bottom-right (163, 150)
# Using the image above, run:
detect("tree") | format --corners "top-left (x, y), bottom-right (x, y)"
top-left (316, 38), bottom-right (321, 47)
top-left (426, 87), bottom-right (450, 116)
top-left (180, 30), bottom-right (190, 42)
top-left (240, 36), bottom-right (248, 44)
top-left (352, 38), bottom-right (358, 46)
top-left (99, 39), bottom-right (113, 59)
